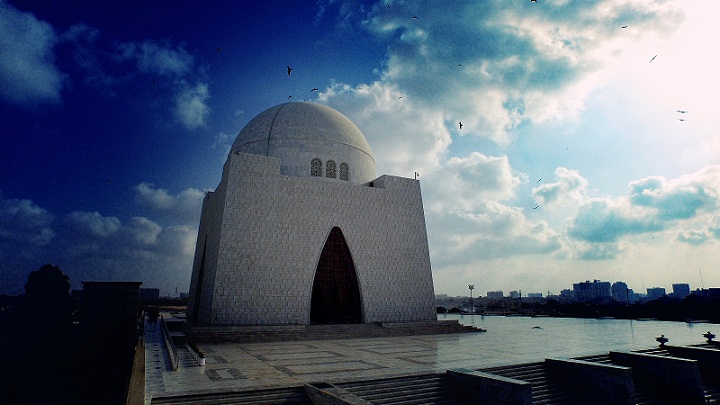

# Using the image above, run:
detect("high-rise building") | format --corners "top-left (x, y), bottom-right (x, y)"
top-left (672, 283), bottom-right (690, 299)
top-left (646, 287), bottom-right (666, 300)
top-left (572, 280), bottom-right (611, 303)
top-left (611, 281), bottom-right (629, 303)
top-left (486, 291), bottom-right (504, 299)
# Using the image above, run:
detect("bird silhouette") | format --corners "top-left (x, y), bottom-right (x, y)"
top-left (532, 206), bottom-right (539, 210)
top-left (649, 55), bottom-right (657, 63)
top-left (677, 110), bottom-right (688, 114)
top-left (459, 122), bottom-right (463, 129)
top-left (678, 118), bottom-right (686, 122)
top-left (311, 88), bottom-right (318, 92)
top-left (288, 95), bottom-right (293, 99)
top-left (537, 178), bottom-right (542, 183)
top-left (216, 47), bottom-right (221, 52)
top-left (530, 0), bottom-right (537, 3)
top-left (287, 66), bottom-right (293, 76)
top-left (621, 25), bottom-right (628, 29)
top-left (412, 16), bottom-right (418, 19)
top-left (398, 96), bottom-right (403, 99)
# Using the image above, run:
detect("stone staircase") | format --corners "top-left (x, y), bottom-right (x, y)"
top-left (186, 320), bottom-right (482, 343)
top-left (335, 374), bottom-right (452, 404)
top-left (478, 362), bottom-right (575, 404)
top-left (150, 386), bottom-right (311, 404)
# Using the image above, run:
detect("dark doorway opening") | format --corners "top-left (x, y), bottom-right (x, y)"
top-left (310, 227), bottom-right (362, 324)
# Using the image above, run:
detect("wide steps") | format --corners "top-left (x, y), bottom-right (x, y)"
top-left (336, 374), bottom-right (450, 405)
top-left (478, 362), bottom-right (577, 404)
top-left (151, 386), bottom-right (310, 405)
top-left (188, 322), bottom-right (481, 343)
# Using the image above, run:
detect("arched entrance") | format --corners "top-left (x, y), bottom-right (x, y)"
top-left (310, 227), bottom-right (362, 324)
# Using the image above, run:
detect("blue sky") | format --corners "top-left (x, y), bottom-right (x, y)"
top-left (1, 0), bottom-right (718, 297)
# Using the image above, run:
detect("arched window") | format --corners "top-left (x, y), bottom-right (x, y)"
top-left (311, 158), bottom-right (322, 176)
top-left (339, 162), bottom-right (350, 181)
top-left (326, 160), bottom-right (336, 178)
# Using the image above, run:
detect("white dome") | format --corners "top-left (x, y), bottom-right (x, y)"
top-left (230, 102), bottom-right (376, 183)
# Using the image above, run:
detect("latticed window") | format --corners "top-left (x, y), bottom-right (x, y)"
top-left (326, 160), bottom-right (336, 178)
top-left (339, 162), bottom-right (350, 181)
top-left (311, 158), bottom-right (322, 176)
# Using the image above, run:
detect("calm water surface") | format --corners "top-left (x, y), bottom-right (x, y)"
top-left (428, 314), bottom-right (720, 368)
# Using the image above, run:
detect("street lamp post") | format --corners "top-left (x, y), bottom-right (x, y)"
top-left (468, 284), bottom-right (475, 315)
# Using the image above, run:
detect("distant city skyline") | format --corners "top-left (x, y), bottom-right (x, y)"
top-left (1, 0), bottom-right (719, 297)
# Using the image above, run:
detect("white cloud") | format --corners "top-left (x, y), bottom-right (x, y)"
top-left (427, 200), bottom-right (563, 266)
top-left (66, 211), bottom-right (121, 238)
top-left (125, 217), bottom-right (162, 246)
top-left (319, 82), bottom-right (450, 176)
top-left (428, 152), bottom-right (520, 211)
top-left (567, 165), bottom-right (720, 250)
top-left (358, 0), bottom-right (685, 144)
top-left (676, 230), bottom-right (708, 246)
top-left (629, 166), bottom-right (720, 220)
top-left (0, 196), bottom-right (55, 245)
top-left (175, 82), bottom-right (210, 130)
top-left (533, 167), bottom-right (588, 206)
top-left (134, 182), bottom-right (204, 225)
top-left (117, 39), bottom-right (194, 77)
top-left (0, 1), bottom-right (64, 106)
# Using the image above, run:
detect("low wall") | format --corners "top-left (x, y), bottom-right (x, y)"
top-left (665, 345), bottom-right (720, 379)
top-left (446, 368), bottom-right (532, 405)
top-left (545, 358), bottom-right (634, 404)
top-left (304, 382), bottom-right (372, 405)
top-left (609, 351), bottom-right (704, 404)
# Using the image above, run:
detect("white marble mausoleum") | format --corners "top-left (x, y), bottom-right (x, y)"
top-left (186, 102), bottom-right (436, 325)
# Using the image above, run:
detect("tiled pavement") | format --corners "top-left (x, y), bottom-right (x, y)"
top-left (143, 319), bottom-right (610, 403)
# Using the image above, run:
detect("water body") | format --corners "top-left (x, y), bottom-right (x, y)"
top-left (434, 314), bottom-right (720, 367)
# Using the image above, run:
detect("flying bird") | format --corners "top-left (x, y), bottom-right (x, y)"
top-left (677, 110), bottom-right (688, 114)
top-left (678, 118), bottom-right (686, 122)
top-left (649, 55), bottom-right (657, 63)
top-left (532, 205), bottom-right (539, 210)
top-left (459, 122), bottom-right (463, 129)
top-left (311, 87), bottom-right (318, 92)
top-left (412, 16), bottom-right (418, 19)
top-left (288, 95), bottom-right (293, 99)
top-left (537, 178), bottom-right (542, 183)
top-left (621, 25), bottom-right (628, 29)
top-left (398, 96), bottom-right (403, 99)
top-left (216, 47), bottom-right (221, 52)
top-left (530, 0), bottom-right (537, 2)
top-left (287, 66), bottom-right (293, 76)
top-left (387, 4), bottom-right (390, 9)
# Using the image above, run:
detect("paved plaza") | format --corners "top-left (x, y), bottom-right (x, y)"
top-left (143, 318), bottom-right (602, 403)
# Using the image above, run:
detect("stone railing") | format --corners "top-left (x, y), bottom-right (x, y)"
top-left (159, 315), bottom-right (179, 371)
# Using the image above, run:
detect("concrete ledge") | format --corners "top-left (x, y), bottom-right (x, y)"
top-left (304, 382), bottom-right (373, 405)
top-left (446, 368), bottom-right (532, 405)
top-left (666, 345), bottom-right (720, 366)
top-left (545, 358), bottom-right (634, 404)
top-left (666, 345), bottom-right (720, 379)
top-left (609, 351), bottom-right (704, 404)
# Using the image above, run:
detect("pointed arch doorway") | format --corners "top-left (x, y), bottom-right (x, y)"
top-left (310, 227), bottom-right (363, 324)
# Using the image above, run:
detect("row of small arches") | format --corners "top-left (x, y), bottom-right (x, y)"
top-left (311, 158), bottom-right (350, 181)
